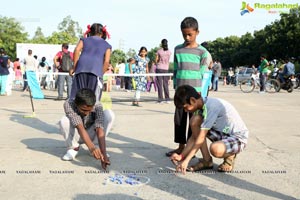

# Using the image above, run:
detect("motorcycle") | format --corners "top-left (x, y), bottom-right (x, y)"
top-left (277, 75), bottom-right (294, 93)
top-left (294, 73), bottom-right (300, 89)
top-left (270, 67), bottom-right (294, 93)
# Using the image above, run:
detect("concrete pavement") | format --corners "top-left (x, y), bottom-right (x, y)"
top-left (0, 84), bottom-right (299, 200)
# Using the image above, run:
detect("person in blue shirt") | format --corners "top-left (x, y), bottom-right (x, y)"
top-left (279, 57), bottom-right (295, 84)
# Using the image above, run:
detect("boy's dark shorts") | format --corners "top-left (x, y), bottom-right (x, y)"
top-left (207, 130), bottom-right (246, 154)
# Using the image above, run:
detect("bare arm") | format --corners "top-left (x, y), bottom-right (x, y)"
top-left (53, 54), bottom-right (60, 68)
top-left (73, 40), bottom-right (83, 71)
top-left (103, 48), bottom-right (112, 73)
top-left (96, 128), bottom-right (110, 170)
top-left (176, 129), bottom-right (208, 174)
top-left (129, 63), bottom-right (133, 74)
top-left (155, 54), bottom-right (159, 64)
top-left (76, 123), bottom-right (96, 151)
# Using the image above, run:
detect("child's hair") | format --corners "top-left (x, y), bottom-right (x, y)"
top-left (40, 57), bottom-right (46, 67)
top-left (180, 17), bottom-right (199, 31)
top-left (74, 88), bottom-right (96, 107)
top-left (161, 39), bottom-right (168, 51)
top-left (138, 46), bottom-right (148, 56)
top-left (89, 23), bottom-right (109, 40)
top-left (174, 85), bottom-right (201, 108)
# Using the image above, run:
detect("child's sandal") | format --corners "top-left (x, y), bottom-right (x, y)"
top-left (217, 154), bottom-right (237, 172)
top-left (187, 157), bottom-right (213, 172)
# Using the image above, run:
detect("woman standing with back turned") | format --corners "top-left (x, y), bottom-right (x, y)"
top-left (155, 39), bottom-right (172, 103)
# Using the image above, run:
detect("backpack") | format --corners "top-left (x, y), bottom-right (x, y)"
top-left (61, 51), bottom-right (73, 72)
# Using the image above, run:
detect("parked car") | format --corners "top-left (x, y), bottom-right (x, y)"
top-left (237, 67), bottom-right (255, 83)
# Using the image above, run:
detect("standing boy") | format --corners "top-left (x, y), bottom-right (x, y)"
top-left (59, 88), bottom-right (110, 170)
top-left (171, 85), bottom-right (249, 174)
top-left (258, 55), bottom-right (269, 93)
top-left (166, 17), bottom-right (210, 157)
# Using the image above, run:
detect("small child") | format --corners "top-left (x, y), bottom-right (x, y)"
top-left (171, 85), bottom-right (249, 174)
top-left (14, 66), bottom-right (23, 88)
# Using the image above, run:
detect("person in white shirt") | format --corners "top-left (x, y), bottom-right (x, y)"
top-left (22, 49), bottom-right (38, 91)
top-left (117, 60), bottom-right (126, 90)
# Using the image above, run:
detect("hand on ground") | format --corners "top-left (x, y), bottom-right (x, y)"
top-left (176, 160), bottom-right (189, 175)
top-left (101, 155), bottom-right (110, 170)
top-left (91, 148), bottom-right (103, 160)
top-left (170, 153), bottom-right (181, 165)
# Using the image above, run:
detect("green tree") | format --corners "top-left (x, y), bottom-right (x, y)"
top-left (110, 49), bottom-right (126, 68)
top-left (30, 27), bottom-right (47, 43)
top-left (48, 15), bottom-right (82, 45)
top-left (0, 16), bottom-right (28, 59)
top-left (147, 46), bottom-right (159, 63)
top-left (126, 48), bottom-right (136, 59)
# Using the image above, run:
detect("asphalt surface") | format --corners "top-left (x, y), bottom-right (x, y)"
top-left (0, 83), bottom-right (299, 200)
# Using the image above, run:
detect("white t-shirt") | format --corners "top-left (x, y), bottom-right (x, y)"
top-left (117, 63), bottom-right (126, 75)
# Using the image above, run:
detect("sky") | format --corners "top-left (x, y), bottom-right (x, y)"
top-left (1, 0), bottom-right (299, 54)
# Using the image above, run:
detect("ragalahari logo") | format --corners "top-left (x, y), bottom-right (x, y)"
top-left (241, 2), bottom-right (254, 15)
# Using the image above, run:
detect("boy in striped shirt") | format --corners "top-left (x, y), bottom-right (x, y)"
top-left (166, 17), bottom-right (210, 157)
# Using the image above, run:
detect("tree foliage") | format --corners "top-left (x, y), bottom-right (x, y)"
top-left (0, 16), bottom-right (28, 59)
top-left (1, 7), bottom-right (300, 69)
top-left (110, 49), bottom-right (126, 67)
top-left (31, 27), bottom-right (47, 44)
top-left (126, 48), bottom-right (136, 59)
top-left (208, 6), bottom-right (300, 69)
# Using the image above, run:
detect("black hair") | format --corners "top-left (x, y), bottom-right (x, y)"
top-left (40, 57), bottom-right (46, 67)
top-left (28, 49), bottom-right (32, 55)
top-left (174, 85), bottom-right (201, 108)
top-left (90, 23), bottom-right (107, 40)
top-left (201, 42), bottom-right (208, 48)
top-left (161, 39), bottom-right (168, 51)
top-left (62, 43), bottom-right (69, 49)
top-left (138, 46), bottom-right (148, 56)
top-left (74, 88), bottom-right (96, 107)
top-left (180, 17), bottom-right (198, 31)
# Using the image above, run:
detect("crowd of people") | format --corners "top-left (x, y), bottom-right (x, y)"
top-left (3, 16), bottom-right (298, 175)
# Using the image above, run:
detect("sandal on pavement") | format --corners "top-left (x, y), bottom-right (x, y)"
top-left (187, 157), bottom-right (213, 172)
top-left (132, 101), bottom-right (139, 106)
top-left (165, 148), bottom-right (183, 157)
top-left (217, 154), bottom-right (237, 172)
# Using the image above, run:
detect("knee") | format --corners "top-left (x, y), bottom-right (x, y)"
top-left (210, 142), bottom-right (226, 158)
top-left (59, 116), bottom-right (70, 130)
top-left (104, 110), bottom-right (115, 123)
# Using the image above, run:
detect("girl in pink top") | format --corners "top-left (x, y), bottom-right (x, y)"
top-left (14, 66), bottom-right (23, 88)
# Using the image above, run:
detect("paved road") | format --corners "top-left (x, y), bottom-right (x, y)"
top-left (0, 85), bottom-right (299, 200)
